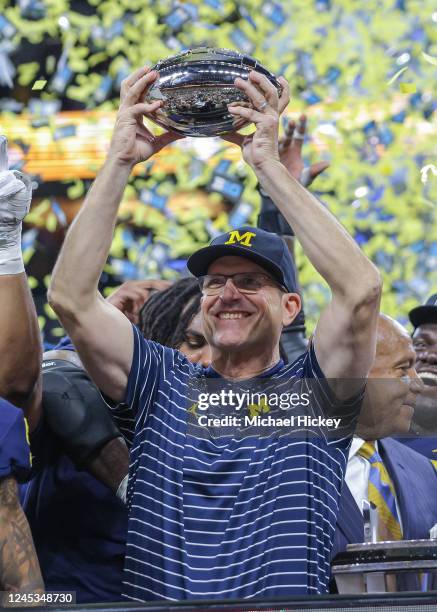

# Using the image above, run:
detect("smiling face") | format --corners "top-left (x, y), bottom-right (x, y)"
top-left (410, 323), bottom-right (437, 432)
top-left (413, 323), bottom-right (437, 386)
top-left (357, 314), bottom-right (420, 439)
top-left (200, 256), bottom-right (300, 357)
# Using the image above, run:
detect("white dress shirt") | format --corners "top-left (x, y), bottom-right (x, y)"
top-left (345, 436), bottom-right (403, 533)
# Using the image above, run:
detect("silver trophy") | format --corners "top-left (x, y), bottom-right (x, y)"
top-left (144, 47), bottom-right (282, 137)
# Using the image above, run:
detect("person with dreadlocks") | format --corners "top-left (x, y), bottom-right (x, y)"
top-left (139, 277), bottom-right (210, 366)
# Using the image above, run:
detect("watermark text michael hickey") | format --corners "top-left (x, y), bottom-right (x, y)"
top-left (197, 414), bottom-right (342, 429)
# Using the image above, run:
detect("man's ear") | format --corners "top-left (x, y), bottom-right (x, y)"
top-left (282, 292), bottom-right (301, 326)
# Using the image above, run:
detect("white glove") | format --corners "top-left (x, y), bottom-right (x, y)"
top-left (0, 136), bottom-right (33, 275)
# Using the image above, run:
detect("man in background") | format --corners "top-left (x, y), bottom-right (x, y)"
top-left (0, 136), bottom-right (44, 600)
top-left (406, 294), bottom-right (437, 464)
top-left (332, 314), bottom-right (436, 560)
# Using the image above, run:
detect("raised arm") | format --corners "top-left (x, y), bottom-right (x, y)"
top-left (48, 67), bottom-right (182, 402)
top-left (227, 73), bottom-right (382, 384)
top-left (0, 137), bottom-right (42, 431)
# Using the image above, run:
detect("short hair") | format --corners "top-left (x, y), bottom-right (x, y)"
top-left (138, 278), bottom-right (202, 348)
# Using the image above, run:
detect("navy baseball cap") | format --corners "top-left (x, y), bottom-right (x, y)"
top-left (409, 293), bottom-right (437, 328)
top-left (187, 226), bottom-right (298, 293)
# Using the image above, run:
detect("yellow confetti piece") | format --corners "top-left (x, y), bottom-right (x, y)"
top-left (44, 302), bottom-right (58, 320)
top-left (387, 66), bottom-right (408, 85)
top-left (51, 327), bottom-right (67, 337)
top-left (421, 51), bottom-right (437, 66)
top-left (23, 248), bottom-right (35, 265)
top-left (31, 79), bottom-right (47, 90)
top-left (28, 276), bottom-right (38, 290)
top-left (399, 83), bottom-right (416, 93)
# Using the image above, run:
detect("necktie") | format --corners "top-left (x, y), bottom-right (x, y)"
top-left (358, 441), bottom-right (402, 541)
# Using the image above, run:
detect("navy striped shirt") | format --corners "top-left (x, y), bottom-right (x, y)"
top-left (111, 325), bottom-right (360, 602)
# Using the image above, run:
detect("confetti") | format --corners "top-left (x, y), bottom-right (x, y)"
top-left (1, 0), bottom-right (433, 347)
top-left (399, 83), bottom-right (417, 93)
top-left (420, 164), bottom-right (437, 184)
top-left (421, 51), bottom-right (437, 66)
top-left (387, 66), bottom-right (408, 85)
top-left (31, 79), bottom-right (47, 90)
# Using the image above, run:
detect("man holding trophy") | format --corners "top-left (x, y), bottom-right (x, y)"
top-left (49, 51), bottom-right (381, 601)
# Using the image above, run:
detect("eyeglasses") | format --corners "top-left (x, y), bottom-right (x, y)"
top-left (198, 273), bottom-right (286, 296)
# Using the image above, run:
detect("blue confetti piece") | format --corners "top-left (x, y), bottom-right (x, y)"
top-left (95, 74), bottom-right (113, 103)
top-left (314, 26), bottom-right (329, 36)
top-left (262, 2), bottom-right (286, 26)
top-left (150, 242), bottom-right (170, 266)
top-left (368, 186), bottom-right (385, 203)
top-left (301, 90), bottom-right (321, 105)
top-left (391, 110), bottom-right (406, 123)
top-left (324, 67), bottom-right (341, 83)
top-left (51, 199), bottom-right (67, 226)
top-left (0, 15), bottom-right (16, 38)
top-left (165, 7), bottom-right (190, 31)
top-left (209, 174), bottom-right (244, 202)
top-left (392, 280), bottom-right (407, 292)
top-left (22, 228), bottom-right (38, 251)
top-left (53, 125), bottom-right (76, 140)
top-left (372, 204), bottom-right (393, 221)
top-left (204, 0), bottom-right (223, 8)
top-left (363, 120), bottom-right (377, 135)
top-left (378, 126), bottom-right (394, 146)
top-left (354, 232), bottom-right (369, 246)
top-left (239, 6), bottom-right (257, 30)
top-left (167, 259), bottom-right (188, 272)
top-left (20, 0), bottom-right (46, 20)
top-left (229, 202), bottom-right (253, 227)
top-left (139, 188), bottom-right (168, 210)
top-left (51, 64), bottom-right (74, 94)
top-left (315, 0), bottom-right (331, 11)
top-left (28, 99), bottom-right (61, 116)
top-left (374, 250), bottom-right (394, 271)
top-left (107, 19), bottom-right (125, 39)
top-left (423, 104), bottom-right (434, 120)
top-left (297, 52), bottom-right (317, 84)
top-left (115, 66), bottom-right (131, 90)
top-left (411, 27), bottom-right (425, 42)
top-left (136, 234), bottom-right (153, 255)
top-left (214, 159), bottom-right (232, 175)
top-left (408, 92), bottom-right (422, 108)
top-left (410, 241), bottom-right (425, 253)
top-left (111, 259), bottom-right (139, 280)
top-left (182, 3), bottom-right (198, 20)
top-left (229, 28), bottom-right (255, 55)
top-left (121, 228), bottom-right (136, 248)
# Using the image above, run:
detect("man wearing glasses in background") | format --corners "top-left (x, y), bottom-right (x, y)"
top-left (49, 66), bottom-right (382, 600)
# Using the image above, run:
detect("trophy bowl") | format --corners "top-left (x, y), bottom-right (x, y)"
top-left (144, 47), bottom-right (282, 137)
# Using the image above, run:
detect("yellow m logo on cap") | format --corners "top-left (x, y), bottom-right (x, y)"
top-left (224, 230), bottom-right (256, 247)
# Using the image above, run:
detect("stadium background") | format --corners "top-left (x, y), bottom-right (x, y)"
top-left (0, 0), bottom-right (435, 348)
